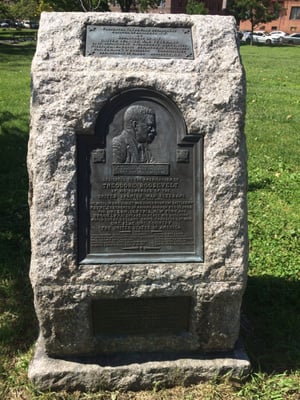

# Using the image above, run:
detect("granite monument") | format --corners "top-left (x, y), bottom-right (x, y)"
top-left (28, 12), bottom-right (250, 391)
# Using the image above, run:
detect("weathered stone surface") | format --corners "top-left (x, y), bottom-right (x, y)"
top-left (29, 338), bottom-right (250, 392)
top-left (28, 12), bottom-right (249, 390)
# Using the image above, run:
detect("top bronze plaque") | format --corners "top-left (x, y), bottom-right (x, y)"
top-left (86, 25), bottom-right (194, 59)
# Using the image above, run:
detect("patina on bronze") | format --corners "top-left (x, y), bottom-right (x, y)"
top-left (77, 89), bottom-right (203, 264)
top-left (86, 25), bottom-right (194, 59)
top-left (92, 297), bottom-right (192, 336)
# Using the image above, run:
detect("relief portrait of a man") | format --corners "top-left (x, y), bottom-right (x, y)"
top-left (112, 105), bottom-right (157, 163)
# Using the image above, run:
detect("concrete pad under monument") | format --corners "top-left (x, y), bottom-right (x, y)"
top-left (28, 12), bottom-right (250, 391)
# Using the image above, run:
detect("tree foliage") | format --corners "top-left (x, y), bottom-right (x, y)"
top-left (227, 0), bottom-right (281, 31)
top-left (4, 0), bottom-right (161, 16)
top-left (44, 0), bottom-right (84, 11)
top-left (0, 2), bottom-right (13, 20)
top-left (186, 0), bottom-right (208, 15)
top-left (113, 0), bottom-right (160, 12)
top-left (11, 0), bottom-right (40, 20)
top-left (78, 0), bottom-right (109, 11)
top-left (4, 0), bottom-right (109, 18)
top-left (38, 0), bottom-right (55, 12)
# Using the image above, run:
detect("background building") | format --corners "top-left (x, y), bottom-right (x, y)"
top-left (239, 0), bottom-right (300, 33)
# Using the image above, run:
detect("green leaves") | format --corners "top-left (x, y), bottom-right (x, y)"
top-left (186, 0), bottom-right (208, 15)
top-left (227, 0), bottom-right (282, 30)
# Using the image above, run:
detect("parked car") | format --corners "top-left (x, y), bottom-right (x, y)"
top-left (14, 21), bottom-right (24, 28)
top-left (281, 33), bottom-right (300, 44)
top-left (252, 31), bottom-right (280, 45)
top-left (239, 31), bottom-right (252, 44)
top-left (269, 30), bottom-right (288, 39)
top-left (1, 20), bottom-right (10, 28)
top-left (23, 20), bottom-right (31, 28)
top-left (21, 20), bottom-right (39, 29)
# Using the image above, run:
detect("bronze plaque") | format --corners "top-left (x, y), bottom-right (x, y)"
top-left (77, 89), bottom-right (203, 263)
top-left (91, 297), bottom-right (191, 336)
top-left (86, 25), bottom-right (194, 59)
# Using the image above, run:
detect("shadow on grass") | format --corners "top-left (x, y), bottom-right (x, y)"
top-left (0, 111), bottom-right (30, 276)
top-left (242, 275), bottom-right (300, 374)
top-left (248, 177), bottom-right (273, 192)
top-left (0, 42), bottom-right (36, 63)
top-left (0, 111), bottom-right (37, 354)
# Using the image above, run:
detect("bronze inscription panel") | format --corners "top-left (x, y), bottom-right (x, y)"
top-left (78, 91), bottom-right (202, 264)
top-left (86, 25), bottom-right (194, 59)
top-left (92, 297), bottom-right (192, 336)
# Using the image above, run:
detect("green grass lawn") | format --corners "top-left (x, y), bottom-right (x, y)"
top-left (241, 46), bottom-right (300, 381)
top-left (0, 28), bottom-right (37, 42)
top-left (0, 42), bottom-right (299, 399)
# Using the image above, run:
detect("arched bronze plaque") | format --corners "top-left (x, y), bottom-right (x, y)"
top-left (77, 89), bottom-right (203, 263)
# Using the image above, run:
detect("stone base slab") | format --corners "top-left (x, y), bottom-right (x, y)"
top-left (29, 338), bottom-right (251, 392)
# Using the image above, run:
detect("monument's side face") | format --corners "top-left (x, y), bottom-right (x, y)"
top-left (28, 12), bottom-right (250, 391)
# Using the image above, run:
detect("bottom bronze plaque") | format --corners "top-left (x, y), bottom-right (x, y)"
top-left (91, 297), bottom-right (191, 336)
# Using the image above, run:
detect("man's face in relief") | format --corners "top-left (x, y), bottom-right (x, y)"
top-left (134, 114), bottom-right (157, 144)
